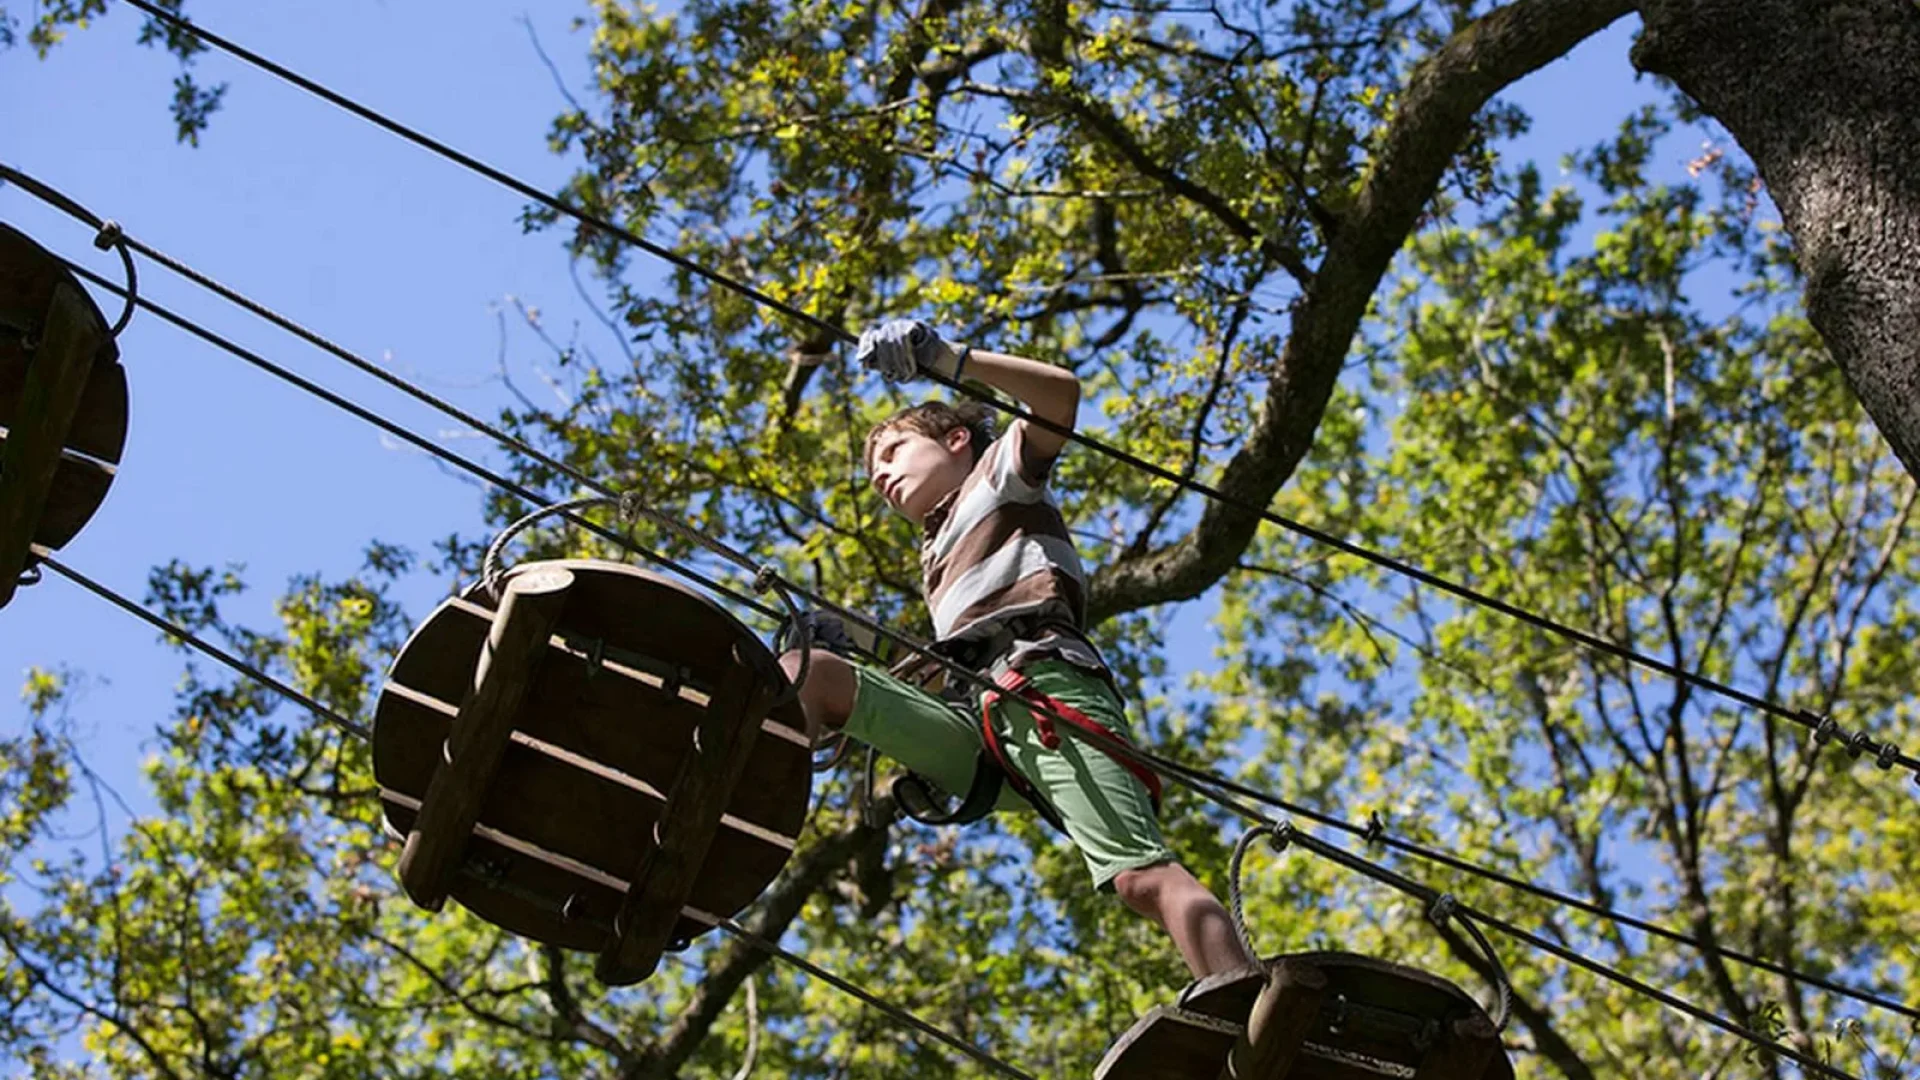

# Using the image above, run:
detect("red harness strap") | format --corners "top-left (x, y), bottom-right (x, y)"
top-left (978, 669), bottom-right (1163, 813)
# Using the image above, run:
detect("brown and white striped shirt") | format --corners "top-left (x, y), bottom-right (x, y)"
top-left (919, 420), bottom-right (1106, 674)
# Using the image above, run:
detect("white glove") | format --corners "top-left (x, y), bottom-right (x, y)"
top-left (854, 319), bottom-right (968, 383)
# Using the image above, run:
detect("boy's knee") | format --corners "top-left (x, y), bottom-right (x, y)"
top-left (1112, 860), bottom-right (1191, 917)
top-left (1112, 864), bottom-right (1165, 914)
top-left (780, 648), bottom-right (858, 731)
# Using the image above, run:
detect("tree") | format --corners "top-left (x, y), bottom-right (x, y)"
top-left (8, 0), bottom-right (1919, 1077)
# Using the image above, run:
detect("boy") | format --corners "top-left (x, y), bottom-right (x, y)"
top-left (777, 319), bottom-right (1255, 982)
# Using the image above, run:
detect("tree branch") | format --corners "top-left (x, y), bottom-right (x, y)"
top-left (632, 800), bottom-right (896, 1078)
top-left (1087, 0), bottom-right (1636, 626)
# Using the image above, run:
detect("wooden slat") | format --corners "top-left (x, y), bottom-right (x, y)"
top-left (388, 595), bottom-right (808, 838)
top-left (371, 560), bottom-right (812, 967)
top-left (0, 350), bottom-right (127, 465)
top-left (1095, 1005), bottom-right (1244, 1080)
top-left (1182, 966), bottom-right (1274, 1021)
top-left (1221, 960), bottom-right (1328, 1079)
top-left (0, 444), bottom-right (115, 549)
top-left (596, 664), bottom-right (780, 985)
top-left (1099, 954), bottom-right (1512, 1080)
top-left (0, 283), bottom-right (98, 607)
top-left (1414, 1016), bottom-right (1502, 1080)
top-left (380, 686), bottom-right (796, 856)
top-left (0, 224), bottom-right (127, 464)
top-left (398, 568), bottom-right (574, 911)
top-left (383, 792), bottom-right (725, 953)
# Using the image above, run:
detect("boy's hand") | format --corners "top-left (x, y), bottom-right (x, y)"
top-left (792, 608), bottom-right (860, 655)
top-left (855, 319), bottom-right (967, 383)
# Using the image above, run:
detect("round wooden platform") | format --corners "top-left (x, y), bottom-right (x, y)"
top-left (371, 559), bottom-right (812, 954)
top-left (0, 223), bottom-right (129, 566)
top-left (1097, 951), bottom-right (1513, 1080)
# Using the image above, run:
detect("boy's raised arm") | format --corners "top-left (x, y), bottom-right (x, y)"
top-left (855, 319), bottom-right (1081, 466)
top-left (952, 347), bottom-right (1080, 464)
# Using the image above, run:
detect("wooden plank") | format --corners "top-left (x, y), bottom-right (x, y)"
top-left (385, 594), bottom-right (808, 839)
top-left (595, 660), bottom-right (780, 985)
top-left (1183, 965), bottom-right (1274, 1021)
top-left (379, 686), bottom-right (793, 870)
top-left (398, 568), bottom-right (574, 911)
top-left (0, 444), bottom-right (115, 550)
top-left (0, 355), bottom-right (127, 465)
top-left (0, 283), bottom-right (99, 607)
top-left (1414, 1016), bottom-right (1501, 1080)
top-left (0, 225), bottom-right (127, 464)
top-left (1221, 960), bottom-right (1328, 1079)
top-left (1096, 1005), bottom-right (1244, 1080)
top-left (383, 791), bottom-right (724, 954)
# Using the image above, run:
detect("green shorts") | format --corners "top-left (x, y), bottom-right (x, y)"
top-left (843, 657), bottom-right (1174, 889)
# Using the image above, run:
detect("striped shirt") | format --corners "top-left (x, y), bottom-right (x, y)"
top-left (919, 420), bottom-right (1107, 674)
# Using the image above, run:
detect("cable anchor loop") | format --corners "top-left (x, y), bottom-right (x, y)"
top-left (1363, 811), bottom-right (1387, 847)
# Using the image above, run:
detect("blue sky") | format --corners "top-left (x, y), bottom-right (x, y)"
top-left (1, 3), bottom-right (1691, 1061)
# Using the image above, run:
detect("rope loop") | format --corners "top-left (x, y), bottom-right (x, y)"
top-left (1845, 730), bottom-right (1873, 759)
top-left (1427, 892), bottom-right (1459, 926)
top-left (1227, 821), bottom-right (1291, 962)
top-left (754, 565), bottom-right (779, 593)
top-left (1875, 742), bottom-right (1899, 770)
top-left (0, 163), bottom-right (140, 337)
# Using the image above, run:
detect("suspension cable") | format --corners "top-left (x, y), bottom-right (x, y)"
top-left (19, 10), bottom-right (1913, 1040)
top-left (112, 0), bottom-right (1919, 782)
top-left (39, 556), bottom-right (1039, 1080)
top-left (1268, 822), bottom-right (1863, 1080)
top-left (55, 258), bottom-right (780, 625)
top-left (44, 232), bottom-right (1917, 1032)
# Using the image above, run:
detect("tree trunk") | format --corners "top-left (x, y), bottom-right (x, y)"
top-left (1632, 0), bottom-right (1920, 483)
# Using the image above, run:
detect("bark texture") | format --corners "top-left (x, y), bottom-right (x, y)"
top-left (1633, 0), bottom-right (1920, 483)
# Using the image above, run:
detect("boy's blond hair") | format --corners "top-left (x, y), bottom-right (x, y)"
top-left (863, 400), bottom-right (996, 473)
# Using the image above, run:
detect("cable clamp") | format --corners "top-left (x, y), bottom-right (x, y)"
top-left (1845, 730), bottom-right (1873, 759)
top-left (1428, 892), bottom-right (1459, 927)
top-left (1267, 821), bottom-right (1295, 854)
top-left (1363, 811), bottom-right (1387, 847)
top-left (616, 491), bottom-right (646, 524)
top-left (93, 219), bottom-right (125, 250)
top-left (1810, 713), bottom-right (1839, 746)
top-left (753, 564), bottom-right (779, 593)
top-left (1875, 742), bottom-right (1899, 770)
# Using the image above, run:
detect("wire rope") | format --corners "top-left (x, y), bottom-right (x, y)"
top-left (37, 556), bottom-right (1039, 1080)
top-left (111, 0), bottom-right (1920, 782)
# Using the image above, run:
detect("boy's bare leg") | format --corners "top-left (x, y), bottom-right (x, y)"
top-left (1114, 862), bottom-right (1259, 980)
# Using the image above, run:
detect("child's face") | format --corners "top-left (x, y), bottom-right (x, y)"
top-left (868, 425), bottom-right (974, 524)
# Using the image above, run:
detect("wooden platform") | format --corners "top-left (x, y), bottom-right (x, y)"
top-left (1096, 952), bottom-right (1511, 1080)
top-left (371, 559), bottom-right (812, 983)
top-left (0, 224), bottom-right (129, 607)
